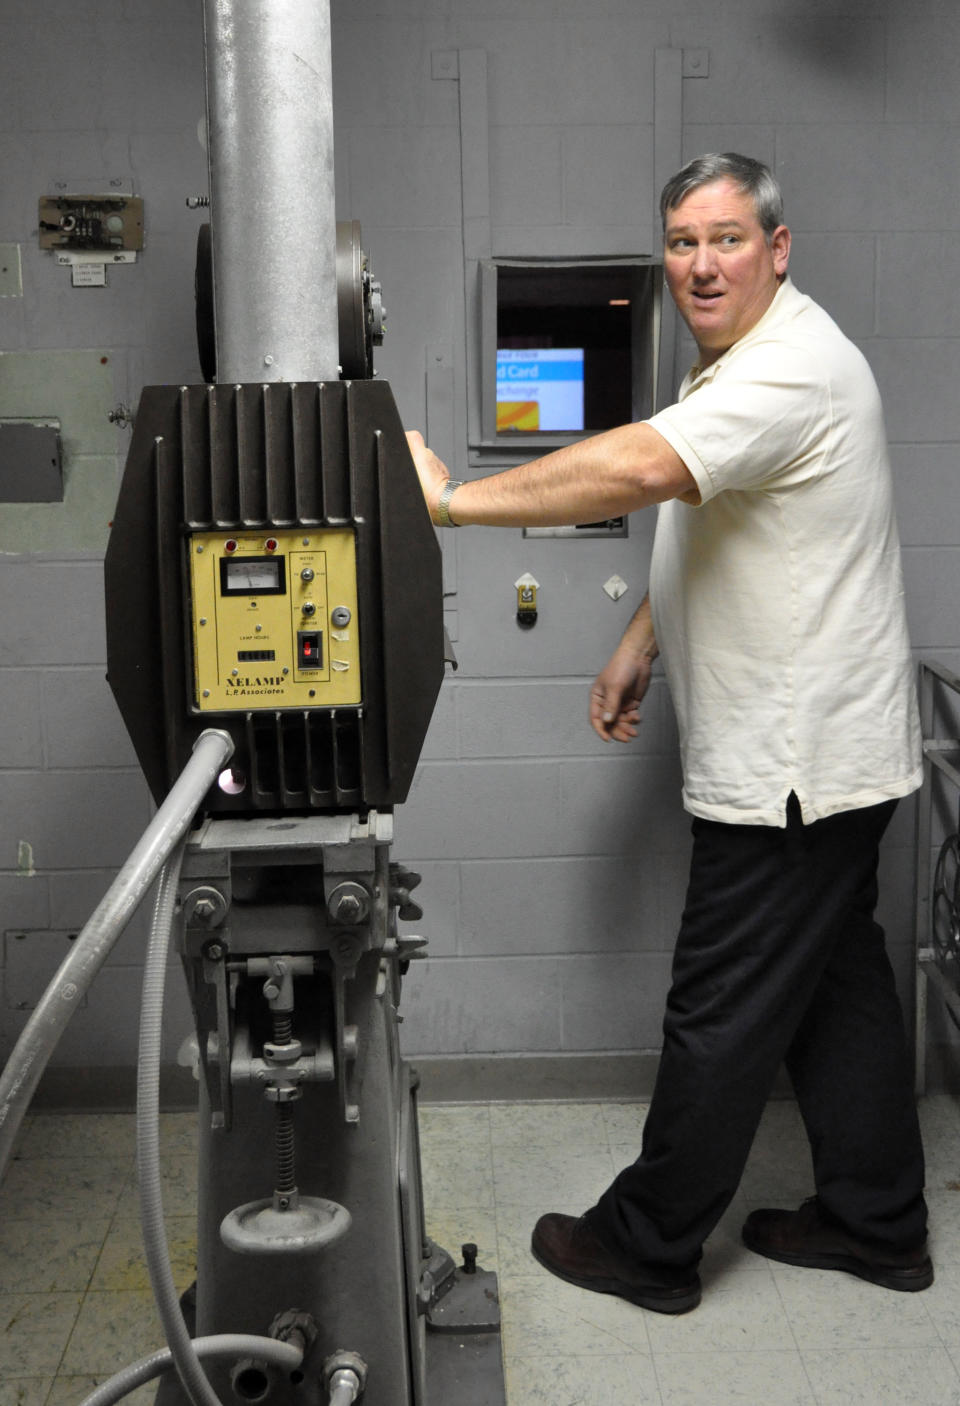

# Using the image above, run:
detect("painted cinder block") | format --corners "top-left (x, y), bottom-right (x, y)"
top-left (884, 3), bottom-right (960, 123)
top-left (0, 22), bottom-right (26, 131)
top-left (864, 339), bottom-right (960, 446)
top-left (902, 548), bottom-right (960, 652)
top-left (0, 455), bottom-right (122, 557)
top-left (0, 279), bottom-right (25, 352)
top-left (125, 10), bottom-right (205, 136)
top-left (417, 685), bottom-right (458, 762)
top-left (129, 128), bottom-right (209, 216)
top-left (0, 770), bottom-right (152, 872)
top-left (455, 854), bottom-right (662, 957)
top-left (397, 758), bottom-right (565, 860)
top-left (658, 843), bottom-right (693, 936)
top-left (681, 125), bottom-right (776, 173)
top-left (555, 753), bottom-right (689, 858)
top-left (344, 125), bottom-right (462, 231)
top-left (484, 16), bottom-right (659, 128)
top-left (42, 668), bottom-right (138, 769)
top-left (489, 125), bottom-right (563, 229)
top-left (877, 234), bottom-right (960, 339)
top-left (48, 869), bottom-right (154, 964)
top-left (331, 17), bottom-right (459, 129)
top-left (452, 527), bottom-right (657, 680)
top-left (399, 955), bottom-right (562, 1054)
top-left (678, 14), bottom-right (885, 129)
top-left (399, 752), bottom-right (686, 861)
top-left (453, 677), bottom-right (665, 760)
top-left (778, 123), bottom-right (960, 234)
top-left (0, 872), bottom-right (51, 936)
top-left (890, 446), bottom-right (960, 549)
top-left (877, 843), bottom-right (918, 949)
top-left (396, 859), bottom-right (460, 961)
top-left (355, 226), bottom-right (464, 428)
top-left (3, 928), bottom-right (90, 1018)
top-left (364, 229), bottom-right (463, 357)
top-left (1, 963), bottom-right (193, 1068)
top-left (0, 560), bottom-right (107, 665)
top-left (786, 234), bottom-right (876, 340)
top-left (0, 350), bottom-right (115, 456)
top-left (881, 787), bottom-right (921, 852)
top-left (14, 2), bottom-right (201, 136)
top-left (0, 671), bottom-right (43, 768)
top-left (563, 126), bottom-right (655, 237)
top-left (559, 951), bottom-right (675, 1051)
top-left (25, 256), bottom-right (146, 354)
top-left (141, 235), bottom-right (207, 386)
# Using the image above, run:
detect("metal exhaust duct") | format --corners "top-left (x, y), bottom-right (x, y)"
top-left (202, 0), bottom-right (340, 383)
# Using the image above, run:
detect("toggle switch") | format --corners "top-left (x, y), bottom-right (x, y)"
top-left (297, 630), bottom-right (323, 670)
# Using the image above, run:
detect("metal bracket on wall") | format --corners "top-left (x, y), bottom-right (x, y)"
top-left (39, 193), bottom-right (144, 286)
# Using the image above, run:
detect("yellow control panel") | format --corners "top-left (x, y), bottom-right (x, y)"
top-left (188, 528), bottom-right (362, 712)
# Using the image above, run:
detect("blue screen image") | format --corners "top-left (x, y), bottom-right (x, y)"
top-left (496, 348), bottom-right (585, 432)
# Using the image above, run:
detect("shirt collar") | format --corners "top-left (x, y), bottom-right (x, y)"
top-left (683, 277), bottom-right (801, 392)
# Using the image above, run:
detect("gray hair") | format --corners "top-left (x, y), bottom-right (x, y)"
top-left (660, 153), bottom-right (785, 238)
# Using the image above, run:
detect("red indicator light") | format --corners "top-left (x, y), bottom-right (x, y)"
top-left (265, 538), bottom-right (278, 552)
top-left (225, 539), bottom-right (238, 553)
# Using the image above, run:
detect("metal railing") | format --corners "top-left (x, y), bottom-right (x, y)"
top-left (914, 659), bottom-right (960, 1095)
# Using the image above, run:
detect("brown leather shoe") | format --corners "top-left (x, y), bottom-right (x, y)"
top-left (742, 1198), bottom-right (933, 1291)
top-left (530, 1212), bottom-right (701, 1314)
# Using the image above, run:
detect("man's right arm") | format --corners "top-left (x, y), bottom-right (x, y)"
top-left (406, 422), bottom-right (699, 530)
top-left (589, 593), bottom-right (659, 743)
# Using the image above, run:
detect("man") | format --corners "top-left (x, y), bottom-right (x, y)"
top-left (406, 153), bottom-right (930, 1314)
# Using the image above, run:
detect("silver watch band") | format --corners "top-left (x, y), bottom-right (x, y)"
top-left (437, 478), bottom-right (464, 528)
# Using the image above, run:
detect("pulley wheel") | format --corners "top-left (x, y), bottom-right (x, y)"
top-left (195, 220), bottom-right (382, 382)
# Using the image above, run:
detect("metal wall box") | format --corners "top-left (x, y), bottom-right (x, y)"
top-left (0, 420), bottom-right (63, 502)
top-left (38, 194), bottom-right (144, 254)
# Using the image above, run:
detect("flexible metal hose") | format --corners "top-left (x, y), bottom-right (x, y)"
top-left (78, 1334), bottom-right (303, 1406)
top-left (0, 729), bottom-right (234, 1182)
top-left (137, 843), bottom-right (228, 1406)
top-left (327, 1369), bottom-right (363, 1406)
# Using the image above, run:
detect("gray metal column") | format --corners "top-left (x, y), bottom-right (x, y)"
top-left (202, 0), bottom-right (340, 384)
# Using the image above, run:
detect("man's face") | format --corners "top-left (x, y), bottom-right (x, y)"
top-left (663, 178), bottom-right (790, 368)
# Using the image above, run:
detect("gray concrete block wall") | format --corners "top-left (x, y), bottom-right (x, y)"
top-left (0, 554), bottom-right (192, 1069)
top-left (0, 0), bottom-right (956, 1089)
top-left (0, 0), bottom-right (206, 1074)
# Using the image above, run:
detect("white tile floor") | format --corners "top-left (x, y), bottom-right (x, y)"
top-left (2, 1094), bottom-right (960, 1405)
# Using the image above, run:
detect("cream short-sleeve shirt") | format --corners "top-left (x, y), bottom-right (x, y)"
top-left (646, 278), bottom-right (922, 827)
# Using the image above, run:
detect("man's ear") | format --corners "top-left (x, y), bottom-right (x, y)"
top-left (771, 224), bottom-right (791, 279)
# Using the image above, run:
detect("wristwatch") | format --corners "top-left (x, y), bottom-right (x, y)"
top-left (436, 479), bottom-right (464, 528)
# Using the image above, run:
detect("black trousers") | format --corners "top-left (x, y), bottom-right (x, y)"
top-left (586, 796), bottom-right (928, 1270)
